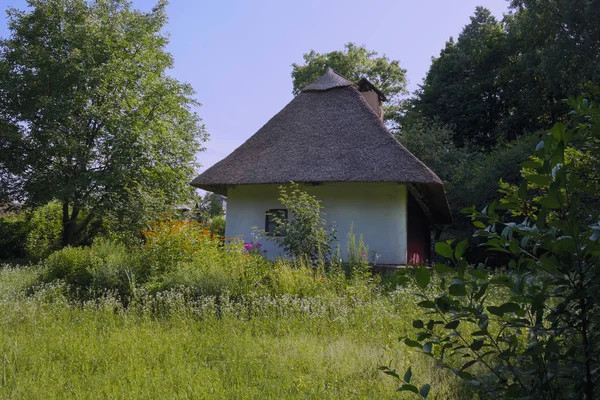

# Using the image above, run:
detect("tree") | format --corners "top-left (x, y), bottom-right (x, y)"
top-left (395, 118), bottom-right (465, 182)
top-left (197, 193), bottom-right (224, 219)
top-left (291, 43), bottom-right (407, 122)
top-left (0, 0), bottom-right (207, 247)
top-left (414, 7), bottom-right (508, 149)
top-left (389, 98), bottom-right (600, 399)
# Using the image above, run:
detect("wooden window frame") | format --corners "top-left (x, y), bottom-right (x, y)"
top-left (265, 208), bottom-right (287, 236)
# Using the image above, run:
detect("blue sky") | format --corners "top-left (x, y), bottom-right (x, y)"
top-left (0, 0), bottom-right (509, 172)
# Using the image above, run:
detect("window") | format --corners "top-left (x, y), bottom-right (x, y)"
top-left (265, 209), bottom-right (287, 236)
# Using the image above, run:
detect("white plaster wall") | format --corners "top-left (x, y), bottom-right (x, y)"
top-left (225, 182), bottom-right (407, 265)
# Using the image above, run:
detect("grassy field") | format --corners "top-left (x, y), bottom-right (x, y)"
top-left (0, 265), bottom-right (470, 399)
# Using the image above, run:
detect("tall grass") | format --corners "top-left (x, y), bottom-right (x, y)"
top-left (0, 265), bottom-right (470, 399)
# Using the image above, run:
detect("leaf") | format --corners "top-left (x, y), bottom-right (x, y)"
top-left (455, 370), bottom-right (473, 381)
top-left (415, 267), bottom-right (431, 289)
top-left (412, 320), bottom-right (424, 329)
top-left (433, 263), bottom-right (454, 274)
top-left (455, 239), bottom-right (468, 259)
top-left (403, 366), bottom-right (412, 384)
top-left (499, 302), bottom-right (521, 314)
top-left (468, 269), bottom-right (487, 280)
top-left (470, 339), bottom-right (484, 351)
top-left (422, 342), bottom-right (433, 353)
top-left (417, 300), bottom-right (436, 309)
top-left (473, 221), bottom-right (487, 229)
top-left (527, 174), bottom-right (551, 187)
top-left (435, 242), bottom-right (453, 259)
top-left (449, 280), bottom-right (467, 296)
top-left (487, 306), bottom-right (504, 317)
top-left (395, 276), bottom-right (411, 286)
top-left (445, 320), bottom-right (460, 330)
top-left (383, 369), bottom-right (400, 379)
top-left (397, 384), bottom-right (419, 394)
top-left (404, 339), bottom-right (422, 349)
top-left (420, 384), bottom-right (431, 398)
top-left (461, 360), bottom-right (477, 371)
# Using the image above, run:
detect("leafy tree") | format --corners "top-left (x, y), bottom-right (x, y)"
top-left (197, 193), bottom-right (224, 219)
top-left (506, 0), bottom-right (600, 106)
top-left (269, 183), bottom-right (336, 266)
top-left (291, 43), bottom-right (407, 122)
top-left (0, 0), bottom-right (207, 247)
top-left (389, 98), bottom-right (600, 399)
top-left (412, 2), bottom-right (600, 151)
top-left (414, 7), bottom-right (508, 149)
top-left (395, 118), bottom-right (466, 182)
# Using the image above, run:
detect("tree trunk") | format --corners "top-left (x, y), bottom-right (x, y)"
top-left (61, 202), bottom-right (80, 247)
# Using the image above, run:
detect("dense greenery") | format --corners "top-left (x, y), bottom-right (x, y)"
top-left (413, 2), bottom-right (600, 150)
top-left (267, 183), bottom-right (337, 266)
top-left (0, 264), bottom-right (471, 399)
top-left (390, 99), bottom-right (600, 399)
top-left (291, 43), bottom-right (407, 122)
top-left (0, 0), bottom-right (207, 247)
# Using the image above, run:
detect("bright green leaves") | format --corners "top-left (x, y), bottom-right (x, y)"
top-left (392, 99), bottom-right (600, 400)
top-left (415, 267), bottom-right (430, 289)
top-left (435, 242), bottom-right (453, 259)
top-left (454, 240), bottom-right (468, 260)
top-left (0, 0), bottom-right (207, 242)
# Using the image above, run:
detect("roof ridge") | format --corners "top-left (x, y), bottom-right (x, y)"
top-left (301, 67), bottom-right (354, 92)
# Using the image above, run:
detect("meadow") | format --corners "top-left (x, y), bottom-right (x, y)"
top-left (0, 264), bottom-right (474, 400)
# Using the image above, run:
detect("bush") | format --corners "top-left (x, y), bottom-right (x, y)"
top-left (269, 183), bottom-right (336, 266)
top-left (0, 211), bottom-right (28, 259)
top-left (392, 98), bottom-right (600, 399)
top-left (41, 239), bottom-right (138, 299)
top-left (209, 215), bottom-right (225, 237)
top-left (25, 202), bottom-right (63, 260)
top-left (35, 215), bottom-right (376, 302)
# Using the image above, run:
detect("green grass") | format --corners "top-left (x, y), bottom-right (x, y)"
top-left (0, 265), bottom-right (469, 399)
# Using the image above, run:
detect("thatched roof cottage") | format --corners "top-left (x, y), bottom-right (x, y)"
top-left (192, 68), bottom-right (451, 265)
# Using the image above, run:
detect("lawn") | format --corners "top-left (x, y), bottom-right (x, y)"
top-left (0, 265), bottom-right (468, 399)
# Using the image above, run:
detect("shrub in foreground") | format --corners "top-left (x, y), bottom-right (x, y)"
top-left (38, 218), bottom-right (362, 301)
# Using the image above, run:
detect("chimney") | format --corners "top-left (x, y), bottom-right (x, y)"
top-left (358, 78), bottom-right (386, 120)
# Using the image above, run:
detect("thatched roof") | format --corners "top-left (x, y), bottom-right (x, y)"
top-left (191, 68), bottom-right (451, 224)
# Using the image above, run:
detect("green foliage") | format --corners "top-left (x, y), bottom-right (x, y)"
top-left (412, 2), bottom-right (600, 151)
top-left (414, 7), bottom-right (507, 148)
top-left (0, 265), bottom-right (471, 399)
top-left (197, 193), bottom-right (225, 220)
top-left (346, 224), bottom-right (370, 279)
top-left (269, 183), bottom-right (336, 266)
top-left (25, 202), bottom-right (63, 260)
top-left (209, 215), bottom-right (226, 237)
top-left (395, 118), bottom-right (467, 181)
top-left (0, 210), bottom-right (28, 259)
top-left (0, 0), bottom-right (207, 246)
top-left (38, 218), bottom-right (344, 300)
top-left (394, 98), bottom-right (600, 399)
top-left (291, 43), bottom-right (407, 122)
top-left (446, 132), bottom-right (542, 228)
top-left (42, 239), bottom-right (138, 299)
